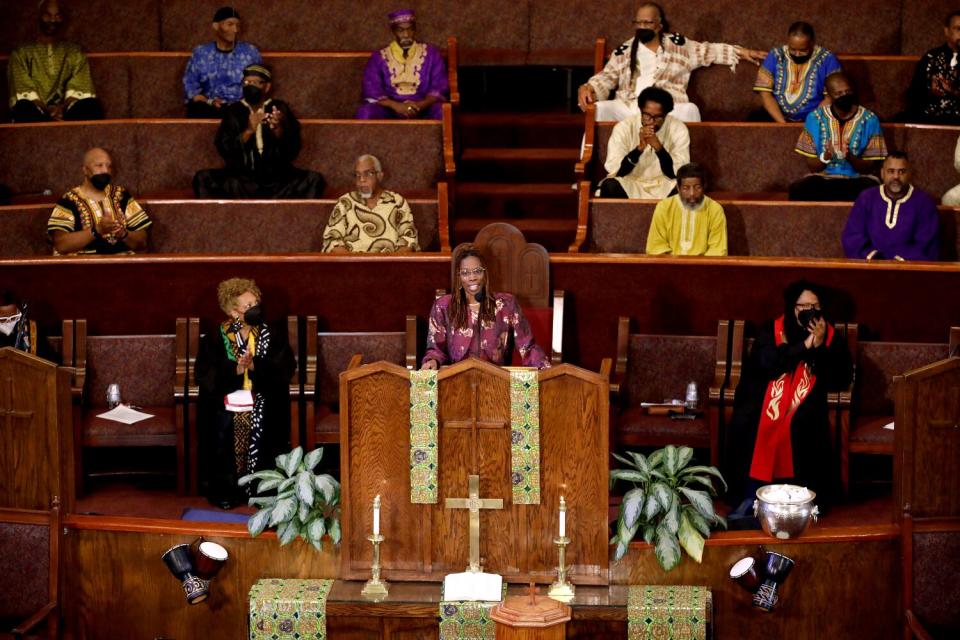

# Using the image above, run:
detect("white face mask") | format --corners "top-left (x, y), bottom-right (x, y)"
top-left (0, 313), bottom-right (21, 336)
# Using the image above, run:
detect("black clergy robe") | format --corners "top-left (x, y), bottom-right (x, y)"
top-left (192, 98), bottom-right (325, 199)
top-left (194, 321), bottom-right (296, 505)
top-left (726, 320), bottom-right (852, 505)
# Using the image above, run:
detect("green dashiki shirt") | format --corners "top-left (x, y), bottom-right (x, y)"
top-left (7, 41), bottom-right (96, 107)
top-left (47, 184), bottom-right (151, 255)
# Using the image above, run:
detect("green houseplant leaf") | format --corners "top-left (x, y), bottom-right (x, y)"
top-left (245, 445), bottom-right (341, 550)
top-left (610, 445), bottom-right (727, 572)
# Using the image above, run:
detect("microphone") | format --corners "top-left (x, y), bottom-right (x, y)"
top-left (474, 288), bottom-right (485, 304)
top-left (470, 288), bottom-right (484, 358)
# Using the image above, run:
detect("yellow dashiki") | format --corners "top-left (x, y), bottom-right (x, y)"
top-left (753, 45), bottom-right (841, 122)
top-left (321, 190), bottom-right (420, 252)
top-left (47, 185), bottom-right (151, 255)
top-left (646, 194), bottom-right (728, 256)
top-left (7, 41), bottom-right (96, 107)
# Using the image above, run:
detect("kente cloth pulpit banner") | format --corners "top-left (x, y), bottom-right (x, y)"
top-left (627, 585), bottom-right (711, 640)
top-left (409, 369), bottom-right (439, 503)
top-left (249, 578), bottom-right (333, 640)
top-left (408, 368), bottom-right (541, 505)
top-left (438, 583), bottom-right (508, 640)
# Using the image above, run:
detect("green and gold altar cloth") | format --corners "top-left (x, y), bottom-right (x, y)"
top-left (408, 368), bottom-right (541, 505)
top-left (409, 369), bottom-right (439, 503)
top-left (627, 585), bottom-right (711, 640)
top-left (438, 583), bottom-right (508, 640)
top-left (249, 578), bottom-right (334, 640)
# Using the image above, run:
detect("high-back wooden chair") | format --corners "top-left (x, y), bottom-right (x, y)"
top-left (452, 222), bottom-right (564, 365)
top-left (0, 504), bottom-right (61, 639)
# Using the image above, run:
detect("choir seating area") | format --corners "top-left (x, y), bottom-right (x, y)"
top-left (2, 0), bottom-right (960, 638)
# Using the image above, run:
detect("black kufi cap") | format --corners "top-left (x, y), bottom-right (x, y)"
top-left (213, 7), bottom-right (240, 23)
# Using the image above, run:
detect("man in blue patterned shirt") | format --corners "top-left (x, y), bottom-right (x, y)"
top-left (182, 7), bottom-right (262, 119)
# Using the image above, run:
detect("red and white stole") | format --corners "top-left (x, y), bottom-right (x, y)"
top-left (749, 316), bottom-right (834, 481)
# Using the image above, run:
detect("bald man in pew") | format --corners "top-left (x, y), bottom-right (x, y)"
top-left (47, 148), bottom-right (151, 255)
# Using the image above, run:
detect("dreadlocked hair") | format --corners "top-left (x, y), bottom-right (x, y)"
top-left (450, 244), bottom-right (496, 331)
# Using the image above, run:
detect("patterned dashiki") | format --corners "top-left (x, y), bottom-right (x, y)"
top-left (7, 41), bottom-right (95, 107)
top-left (603, 113), bottom-right (690, 199)
top-left (358, 41), bottom-right (448, 118)
top-left (182, 41), bottom-right (262, 104)
top-left (321, 190), bottom-right (420, 252)
top-left (908, 43), bottom-right (960, 123)
top-left (423, 293), bottom-right (550, 369)
top-left (794, 105), bottom-right (888, 177)
top-left (646, 194), bottom-right (728, 256)
top-left (587, 33), bottom-right (740, 109)
top-left (46, 184), bottom-right (151, 255)
top-left (753, 45), bottom-right (841, 122)
top-left (841, 185), bottom-right (940, 261)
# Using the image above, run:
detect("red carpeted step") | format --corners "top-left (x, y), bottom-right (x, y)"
top-left (453, 216), bottom-right (576, 252)
top-left (458, 112), bottom-right (584, 148)
top-left (455, 182), bottom-right (578, 219)
top-left (459, 147), bottom-right (580, 182)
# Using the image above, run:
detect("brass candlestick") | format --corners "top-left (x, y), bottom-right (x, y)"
top-left (548, 536), bottom-right (575, 601)
top-left (361, 533), bottom-right (389, 601)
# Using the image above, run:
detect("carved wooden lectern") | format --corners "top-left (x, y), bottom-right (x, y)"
top-left (338, 358), bottom-right (610, 585)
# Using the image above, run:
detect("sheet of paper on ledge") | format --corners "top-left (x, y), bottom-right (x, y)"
top-left (883, 422), bottom-right (895, 430)
top-left (96, 404), bottom-right (154, 424)
top-left (443, 571), bottom-right (503, 602)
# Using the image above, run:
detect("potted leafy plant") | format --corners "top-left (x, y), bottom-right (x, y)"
top-left (609, 445), bottom-right (727, 571)
top-left (240, 446), bottom-right (341, 550)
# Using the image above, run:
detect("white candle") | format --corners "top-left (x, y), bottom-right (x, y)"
top-left (559, 496), bottom-right (566, 538)
top-left (373, 494), bottom-right (381, 535)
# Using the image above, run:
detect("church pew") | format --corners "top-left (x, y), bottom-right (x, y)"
top-left (569, 196), bottom-right (960, 259)
top-left (0, 187), bottom-right (450, 256)
top-left (577, 116), bottom-right (960, 198)
top-left (587, 39), bottom-right (919, 122)
top-left (3, 254), bottom-right (960, 373)
top-left (0, 44), bottom-right (460, 121)
top-left (0, 118), bottom-right (451, 200)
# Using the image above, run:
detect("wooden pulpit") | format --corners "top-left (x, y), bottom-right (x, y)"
top-left (338, 358), bottom-right (609, 584)
top-left (894, 356), bottom-right (960, 518)
top-left (0, 348), bottom-right (74, 511)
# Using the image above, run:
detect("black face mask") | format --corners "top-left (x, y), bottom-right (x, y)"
top-left (242, 84), bottom-right (264, 104)
top-left (797, 309), bottom-right (822, 329)
top-left (636, 28), bottom-right (657, 44)
top-left (789, 53), bottom-right (812, 64)
top-left (90, 173), bottom-right (111, 190)
top-left (833, 94), bottom-right (856, 112)
top-left (243, 304), bottom-right (263, 326)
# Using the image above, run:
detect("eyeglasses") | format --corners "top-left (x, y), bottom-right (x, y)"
top-left (795, 303), bottom-right (821, 311)
top-left (458, 267), bottom-right (486, 277)
top-left (0, 313), bottom-right (22, 323)
top-left (354, 170), bottom-right (380, 179)
top-left (242, 78), bottom-right (266, 87)
top-left (632, 19), bottom-right (659, 27)
top-left (641, 111), bottom-right (665, 123)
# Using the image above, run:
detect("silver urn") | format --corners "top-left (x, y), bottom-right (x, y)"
top-left (753, 484), bottom-right (819, 539)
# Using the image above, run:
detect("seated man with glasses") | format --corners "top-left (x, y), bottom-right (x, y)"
top-left (421, 245), bottom-right (550, 370)
top-left (321, 154), bottom-right (420, 253)
top-left (193, 64), bottom-right (325, 199)
top-left (598, 87), bottom-right (689, 199)
top-left (577, 2), bottom-right (765, 122)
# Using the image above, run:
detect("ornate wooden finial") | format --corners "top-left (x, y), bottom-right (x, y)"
top-left (527, 581), bottom-right (538, 605)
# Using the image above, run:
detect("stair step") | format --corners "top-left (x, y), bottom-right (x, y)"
top-left (453, 217), bottom-right (576, 253)
top-left (455, 182), bottom-right (578, 219)
top-left (458, 112), bottom-right (585, 148)
top-left (459, 148), bottom-right (580, 182)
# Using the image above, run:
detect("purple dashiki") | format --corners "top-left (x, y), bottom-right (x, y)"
top-left (423, 292), bottom-right (550, 369)
top-left (357, 41), bottom-right (448, 120)
top-left (841, 185), bottom-right (940, 261)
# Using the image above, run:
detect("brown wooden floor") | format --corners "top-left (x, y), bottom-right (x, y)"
top-left (76, 477), bottom-right (893, 527)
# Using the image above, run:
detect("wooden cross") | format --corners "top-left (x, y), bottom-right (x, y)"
top-left (0, 376), bottom-right (33, 431)
top-left (526, 582), bottom-right (539, 605)
top-left (442, 381), bottom-right (506, 474)
top-left (444, 474), bottom-right (503, 573)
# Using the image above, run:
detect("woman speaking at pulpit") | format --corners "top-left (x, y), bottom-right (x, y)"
top-left (195, 278), bottom-right (296, 509)
top-left (421, 245), bottom-right (550, 370)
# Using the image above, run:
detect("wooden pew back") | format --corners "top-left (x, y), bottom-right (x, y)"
top-left (0, 120), bottom-right (447, 199)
